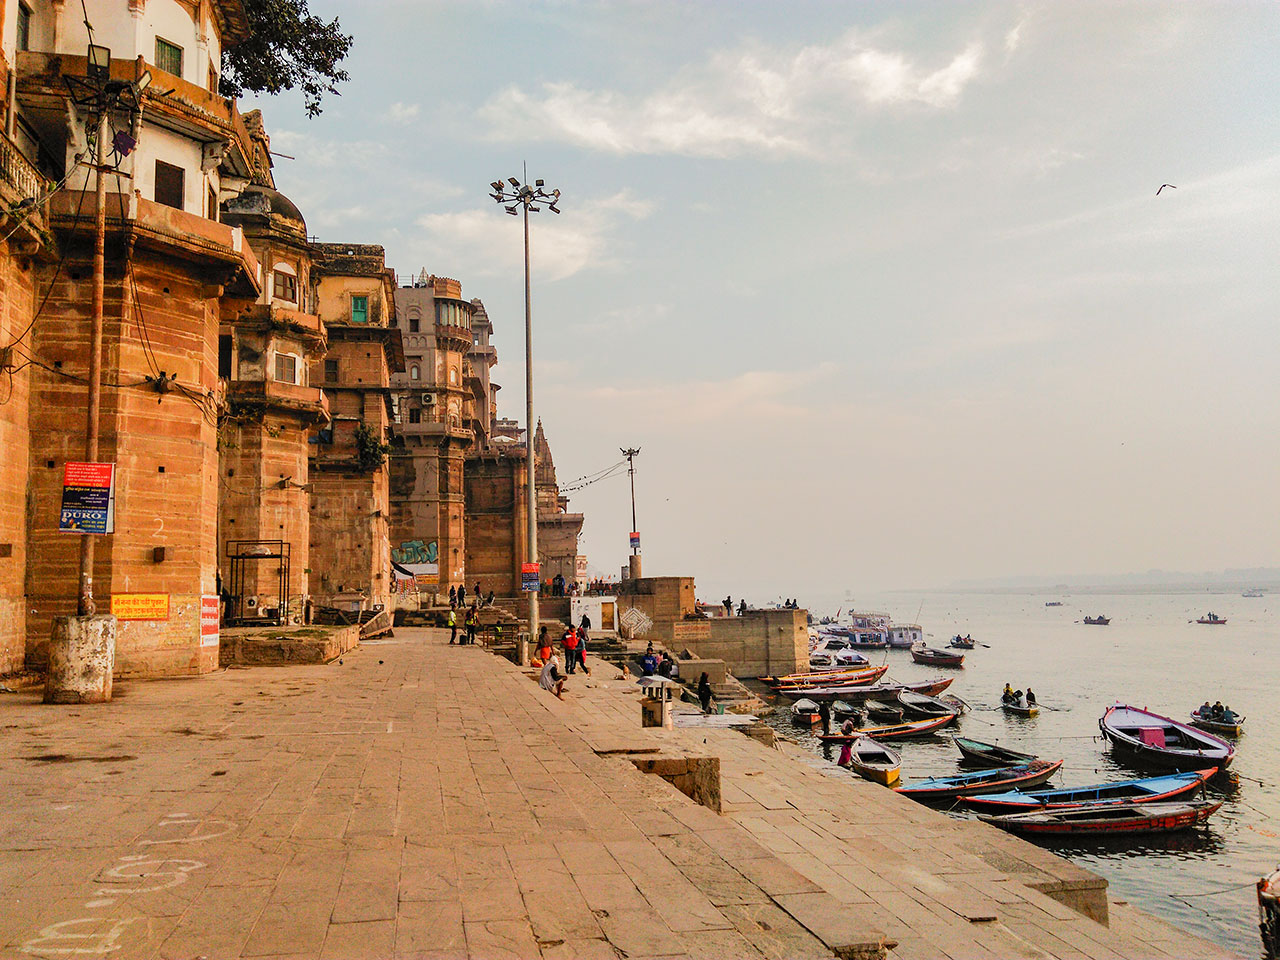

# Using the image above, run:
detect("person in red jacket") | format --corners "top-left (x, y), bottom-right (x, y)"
top-left (562, 627), bottom-right (579, 674)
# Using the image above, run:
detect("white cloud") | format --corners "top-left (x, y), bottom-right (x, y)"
top-left (414, 189), bottom-right (652, 282)
top-left (384, 102), bottom-right (420, 125)
top-left (479, 29), bottom-right (990, 158)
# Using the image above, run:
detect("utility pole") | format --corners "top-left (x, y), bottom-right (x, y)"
top-left (489, 175), bottom-right (560, 661)
top-left (621, 447), bottom-right (641, 579)
top-left (76, 109), bottom-right (108, 615)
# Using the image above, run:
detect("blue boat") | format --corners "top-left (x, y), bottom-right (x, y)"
top-left (895, 759), bottom-right (1062, 800)
top-left (961, 768), bottom-right (1215, 812)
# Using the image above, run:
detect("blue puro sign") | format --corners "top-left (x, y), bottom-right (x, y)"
top-left (59, 462), bottom-right (116, 534)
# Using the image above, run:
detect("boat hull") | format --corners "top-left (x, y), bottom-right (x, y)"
top-left (896, 760), bottom-right (1063, 801)
top-left (962, 768), bottom-right (1216, 812)
top-left (1189, 713), bottom-right (1243, 737)
top-left (979, 800), bottom-right (1222, 837)
top-left (909, 645), bottom-right (965, 667)
top-left (1002, 703), bottom-right (1039, 718)
top-left (845, 737), bottom-right (901, 786)
top-left (1099, 704), bottom-right (1235, 770)
top-left (953, 736), bottom-right (1038, 768)
top-left (776, 677), bottom-right (953, 702)
top-left (820, 713), bottom-right (958, 742)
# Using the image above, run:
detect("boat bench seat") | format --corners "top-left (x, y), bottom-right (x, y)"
top-left (1137, 727), bottom-right (1167, 748)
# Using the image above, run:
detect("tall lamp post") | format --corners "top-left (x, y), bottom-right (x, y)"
top-left (489, 175), bottom-right (560, 658)
top-left (621, 447), bottom-right (641, 578)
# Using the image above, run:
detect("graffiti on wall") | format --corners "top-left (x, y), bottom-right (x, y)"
top-left (391, 539), bottom-right (438, 565)
top-left (619, 606), bottom-right (654, 638)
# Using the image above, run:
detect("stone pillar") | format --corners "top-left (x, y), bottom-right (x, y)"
top-left (45, 615), bottom-right (116, 703)
top-left (628, 554), bottom-right (642, 580)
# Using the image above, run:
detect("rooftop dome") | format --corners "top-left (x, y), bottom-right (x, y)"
top-left (223, 184), bottom-right (307, 241)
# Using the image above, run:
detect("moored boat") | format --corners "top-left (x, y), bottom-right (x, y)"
top-left (961, 768), bottom-right (1216, 812)
top-left (1045, 601), bottom-right (1063, 607)
top-left (1099, 703), bottom-right (1235, 770)
top-left (775, 677), bottom-right (953, 703)
top-left (843, 736), bottom-right (901, 786)
top-left (789, 698), bottom-right (821, 725)
top-left (897, 690), bottom-right (960, 719)
top-left (1189, 709), bottom-right (1244, 737)
top-left (1083, 615), bottom-right (1110, 625)
top-left (863, 699), bottom-right (904, 724)
top-left (909, 642), bottom-right (964, 667)
top-left (896, 759), bottom-right (1063, 801)
top-left (819, 712), bottom-right (958, 742)
top-left (764, 664), bottom-right (889, 689)
top-left (978, 799), bottom-right (1222, 837)
top-left (886, 624), bottom-right (922, 648)
top-left (953, 736), bottom-right (1038, 768)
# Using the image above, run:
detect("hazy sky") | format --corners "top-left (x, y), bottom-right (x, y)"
top-left (246, 2), bottom-right (1280, 599)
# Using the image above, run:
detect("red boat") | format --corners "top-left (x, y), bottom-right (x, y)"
top-left (768, 664), bottom-right (889, 690)
top-left (978, 800), bottom-right (1222, 837)
top-left (818, 713), bottom-right (958, 742)
top-left (909, 642), bottom-right (964, 667)
top-left (776, 677), bottom-right (953, 702)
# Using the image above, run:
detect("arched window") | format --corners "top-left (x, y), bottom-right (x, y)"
top-left (410, 364), bottom-right (420, 380)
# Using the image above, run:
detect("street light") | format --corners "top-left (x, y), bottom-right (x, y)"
top-left (490, 174), bottom-right (560, 661)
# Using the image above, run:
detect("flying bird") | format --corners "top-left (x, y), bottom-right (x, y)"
top-left (1156, 184), bottom-right (1176, 195)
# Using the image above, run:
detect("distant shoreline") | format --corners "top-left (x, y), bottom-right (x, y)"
top-left (889, 581), bottom-right (1280, 597)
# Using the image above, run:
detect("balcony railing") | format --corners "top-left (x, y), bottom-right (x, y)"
top-left (0, 130), bottom-right (47, 206)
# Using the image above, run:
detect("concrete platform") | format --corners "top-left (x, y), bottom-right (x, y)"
top-left (0, 628), bottom-right (1241, 959)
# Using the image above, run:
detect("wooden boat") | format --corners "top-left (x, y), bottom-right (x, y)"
top-left (953, 736), bottom-right (1038, 768)
top-left (863, 699), bottom-right (904, 724)
top-left (1260, 865), bottom-right (1280, 960)
top-left (1099, 704), bottom-right (1235, 770)
top-left (789, 698), bottom-right (821, 725)
top-left (947, 635), bottom-right (976, 650)
top-left (765, 664), bottom-right (888, 689)
top-left (1045, 601), bottom-right (1063, 607)
top-left (909, 642), bottom-right (964, 667)
top-left (776, 677), bottom-right (953, 703)
top-left (978, 800), bottom-right (1222, 837)
top-left (843, 736), bottom-right (901, 786)
top-left (961, 768), bottom-right (1217, 812)
top-left (1083, 616), bottom-right (1110, 625)
top-left (897, 690), bottom-right (959, 720)
top-left (1196, 613), bottom-right (1228, 625)
top-left (1002, 701), bottom-right (1039, 718)
top-left (896, 759), bottom-right (1063, 801)
top-left (819, 712), bottom-right (958, 742)
top-left (844, 634), bottom-right (889, 650)
top-left (1189, 710), bottom-right (1244, 737)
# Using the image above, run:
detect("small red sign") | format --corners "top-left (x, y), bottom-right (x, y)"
top-left (200, 595), bottom-right (220, 647)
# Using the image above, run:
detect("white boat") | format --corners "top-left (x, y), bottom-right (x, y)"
top-left (1243, 588), bottom-right (1264, 598)
top-left (790, 698), bottom-right (822, 725)
top-left (886, 623), bottom-right (922, 648)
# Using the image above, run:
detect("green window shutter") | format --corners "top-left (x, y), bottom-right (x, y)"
top-left (351, 296), bottom-right (368, 323)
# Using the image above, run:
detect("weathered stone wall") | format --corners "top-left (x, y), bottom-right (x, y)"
top-left (0, 245), bottom-right (35, 674)
top-left (464, 453), bottom-right (527, 597)
top-left (218, 413), bottom-right (311, 615)
top-left (309, 466), bottom-right (390, 610)
top-left (698, 610), bottom-right (810, 679)
top-left (25, 249), bottom-right (220, 677)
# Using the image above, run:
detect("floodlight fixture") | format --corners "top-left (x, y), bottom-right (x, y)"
top-left (491, 181), bottom-right (503, 191)
top-left (505, 206), bottom-right (518, 216)
top-left (549, 205), bottom-right (560, 214)
top-left (508, 177), bottom-right (520, 187)
top-left (134, 70), bottom-right (153, 94)
top-left (87, 43), bottom-right (111, 80)
top-left (535, 179), bottom-right (544, 186)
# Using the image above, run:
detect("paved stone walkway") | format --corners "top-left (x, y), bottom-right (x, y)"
top-left (0, 630), bottom-right (1242, 959)
top-left (0, 631), bottom-right (877, 959)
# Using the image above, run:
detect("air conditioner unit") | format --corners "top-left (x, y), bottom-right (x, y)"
top-left (420, 393), bottom-right (435, 405)
top-left (245, 596), bottom-right (259, 609)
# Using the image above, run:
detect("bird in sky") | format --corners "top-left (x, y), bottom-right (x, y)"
top-left (1156, 184), bottom-right (1177, 195)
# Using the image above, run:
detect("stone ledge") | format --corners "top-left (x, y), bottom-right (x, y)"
top-left (219, 624), bottom-right (361, 666)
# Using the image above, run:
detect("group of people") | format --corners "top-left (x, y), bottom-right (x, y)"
top-left (639, 642), bottom-right (679, 681)
top-left (535, 616), bottom-right (593, 699)
top-left (1196, 700), bottom-right (1239, 724)
top-left (1001, 683), bottom-right (1037, 708)
top-left (448, 583), bottom-right (494, 610)
top-left (447, 603), bottom-right (481, 644)
top-left (781, 598), bottom-right (802, 609)
top-left (722, 596), bottom-right (748, 616)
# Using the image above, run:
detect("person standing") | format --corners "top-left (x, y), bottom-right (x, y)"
top-left (562, 627), bottom-right (579, 674)
top-left (698, 672), bottom-right (713, 713)
top-left (818, 699), bottom-right (831, 737)
top-left (448, 585), bottom-right (457, 609)
top-left (473, 582), bottom-right (481, 605)
top-left (457, 584), bottom-right (467, 608)
top-left (575, 625), bottom-right (589, 675)
top-left (723, 596), bottom-right (733, 616)
top-left (448, 608), bottom-right (457, 644)
top-left (465, 605), bottom-right (478, 645)
top-left (579, 612), bottom-right (591, 640)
